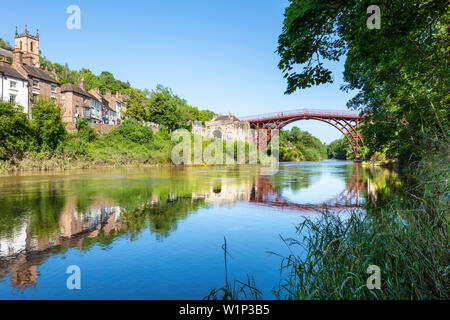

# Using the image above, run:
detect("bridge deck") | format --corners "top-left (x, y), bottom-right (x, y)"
top-left (239, 108), bottom-right (361, 122)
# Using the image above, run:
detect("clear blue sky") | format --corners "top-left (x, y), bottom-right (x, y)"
top-left (0, 0), bottom-right (356, 143)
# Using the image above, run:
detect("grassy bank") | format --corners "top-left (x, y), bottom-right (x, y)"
top-left (0, 118), bottom-right (175, 172)
top-left (208, 144), bottom-right (449, 300)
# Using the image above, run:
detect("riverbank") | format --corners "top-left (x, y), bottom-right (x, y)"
top-left (206, 143), bottom-right (449, 300)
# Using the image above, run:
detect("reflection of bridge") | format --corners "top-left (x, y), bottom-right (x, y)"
top-left (240, 109), bottom-right (364, 157)
top-left (250, 166), bottom-right (366, 212)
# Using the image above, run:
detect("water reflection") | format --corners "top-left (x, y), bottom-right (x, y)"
top-left (0, 161), bottom-right (399, 295)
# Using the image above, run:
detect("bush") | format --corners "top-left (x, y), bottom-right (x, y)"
top-left (76, 118), bottom-right (98, 142)
top-left (0, 101), bottom-right (33, 160)
top-left (31, 97), bottom-right (67, 152)
top-left (107, 119), bottom-right (154, 144)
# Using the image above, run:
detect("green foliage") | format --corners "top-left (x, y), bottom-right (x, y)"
top-left (147, 91), bottom-right (179, 131)
top-left (123, 88), bottom-right (148, 122)
top-left (107, 119), bottom-right (153, 144)
top-left (275, 148), bottom-right (449, 300)
top-left (38, 57), bottom-right (130, 94)
top-left (0, 38), bottom-right (12, 50)
top-left (76, 118), bottom-right (98, 142)
top-left (279, 127), bottom-right (327, 161)
top-left (278, 0), bottom-right (450, 165)
top-left (31, 98), bottom-right (68, 152)
top-left (327, 138), bottom-right (354, 160)
top-left (120, 84), bottom-right (215, 130)
top-left (0, 101), bottom-right (33, 159)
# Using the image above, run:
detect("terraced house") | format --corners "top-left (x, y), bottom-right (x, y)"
top-left (0, 57), bottom-right (29, 114)
top-left (2, 26), bottom-right (128, 127)
top-left (61, 78), bottom-right (95, 123)
top-left (104, 91), bottom-right (127, 125)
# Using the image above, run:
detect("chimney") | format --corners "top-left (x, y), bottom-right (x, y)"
top-left (51, 69), bottom-right (58, 81)
top-left (12, 49), bottom-right (23, 67)
top-left (23, 54), bottom-right (33, 66)
top-left (116, 92), bottom-right (120, 99)
top-left (0, 57), bottom-right (11, 67)
top-left (79, 77), bottom-right (85, 90)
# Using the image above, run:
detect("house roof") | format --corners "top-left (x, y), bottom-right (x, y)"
top-left (22, 64), bottom-right (59, 84)
top-left (215, 114), bottom-right (240, 122)
top-left (0, 64), bottom-right (28, 81)
top-left (61, 83), bottom-right (94, 99)
top-left (88, 89), bottom-right (102, 100)
top-left (0, 48), bottom-right (13, 58)
top-left (106, 100), bottom-right (116, 112)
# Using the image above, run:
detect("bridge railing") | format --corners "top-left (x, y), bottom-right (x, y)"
top-left (239, 108), bottom-right (361, 121)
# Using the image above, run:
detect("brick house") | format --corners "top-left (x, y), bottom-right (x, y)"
top-left (61, 78), bottom-right (96, 124)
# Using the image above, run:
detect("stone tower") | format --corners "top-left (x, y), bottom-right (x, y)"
top-left (15, 25), bottom-right (40, 67)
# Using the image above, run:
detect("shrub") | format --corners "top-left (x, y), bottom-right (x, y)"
top-left (76, 118), bottom-right (98, 142)
top-left (107, 119), bottom-right (154, 144)
top-left (31, 97), bottom-right (67, 151)
top-left (0, 101), bottom-right (33, 160)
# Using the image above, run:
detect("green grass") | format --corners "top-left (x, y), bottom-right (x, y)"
top-left (208, 145), bottom-right (449, 300)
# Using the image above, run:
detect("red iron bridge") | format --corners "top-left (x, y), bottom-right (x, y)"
top-left (239, 108), bottom-right (364, 158)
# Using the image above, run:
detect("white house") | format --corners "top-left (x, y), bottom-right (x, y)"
top-left (90, 96), bottom-right (103, 124)
top-left (0, 58), bottom-right (29, 114)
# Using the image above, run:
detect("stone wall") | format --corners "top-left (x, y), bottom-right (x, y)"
top-left (193, 120), bottom-right (256, 144)
top-left (65, 122), bottom-right (117, 135)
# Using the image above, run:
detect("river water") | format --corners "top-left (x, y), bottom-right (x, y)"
top-left (0, 160), bottom-right (397, 299)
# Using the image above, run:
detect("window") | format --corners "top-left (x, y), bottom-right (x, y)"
top-left (61, 93), bottom-right (66, 100)
top-left (9, 94), bottom-right (16, 103)
top-left (51, 84), bottom-right (57, 93)
top-left (30, 42), bottom-right (34, 53)
top-left (32, 93), bottom-right (39, 104)
top-left (10, 81), bottom-right (17, 89)
top-left (33, 78), bottom-right (39, 88)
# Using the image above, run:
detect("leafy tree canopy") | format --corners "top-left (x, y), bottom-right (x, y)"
top-left (0, 38), bottom-right (12, 50)
top-left (278, 0), bottom-right (449, 164)
top-left (31, 97), bottom-right (68, 151)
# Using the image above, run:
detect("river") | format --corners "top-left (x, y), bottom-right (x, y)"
top-left (0, 160), bottom-right (398, 299)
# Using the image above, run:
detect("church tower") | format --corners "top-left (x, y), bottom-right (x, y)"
top-left (15, 25), bottom-right (40, 68)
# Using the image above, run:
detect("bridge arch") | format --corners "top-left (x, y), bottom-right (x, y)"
top-left (242, 109), bottom-right (364, 158)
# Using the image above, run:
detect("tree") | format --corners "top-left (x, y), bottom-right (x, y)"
top-left (278, 0), bottom-right (449, 164)
top-left (327, 138), bottom-right (353, 160)
top-left (0, 38), bottom-right (12, 50)
top-left (123, 88), bottom-right (149, 122)
top-left (147, 92), bottom-right (179, 131)
top-left (278, 127), bottom-right (327, 161)
top-left (151, 84), bottom-right (215, 127)
top-left (78, 69), bottom-right (101, 91)
top-left (0, 102), bottom-right (33, 159)
top-left (31, 98), bottom-right (67, 151)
